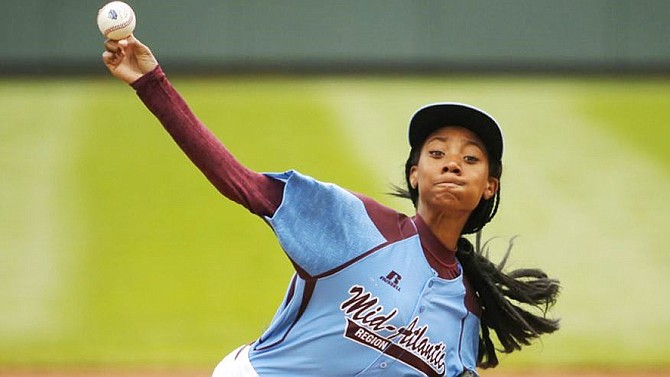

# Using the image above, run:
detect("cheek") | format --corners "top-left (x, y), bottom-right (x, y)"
top-left (471, 172), bottom-right (493, 199)
top-left (410, 160), bottom-right (430, 188)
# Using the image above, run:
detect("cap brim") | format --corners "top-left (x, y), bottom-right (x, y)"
top-left (408, 102), bottom-right (503, 161)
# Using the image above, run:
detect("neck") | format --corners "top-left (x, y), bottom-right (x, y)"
top-left (415, 205), bottom-right (468, 251)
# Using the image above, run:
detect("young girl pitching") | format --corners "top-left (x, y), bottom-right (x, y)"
top-left (102, 36), bottom-right (560, 377)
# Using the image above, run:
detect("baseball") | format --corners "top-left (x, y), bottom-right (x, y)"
top-left (97, 1), bottom-right (136, 40)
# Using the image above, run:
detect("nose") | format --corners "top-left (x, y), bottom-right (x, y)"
top-left (442, 158), bottom-right (461, 175)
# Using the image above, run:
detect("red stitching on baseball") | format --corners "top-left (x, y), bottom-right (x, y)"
top-left (104, 11), bottom-right (134, 36)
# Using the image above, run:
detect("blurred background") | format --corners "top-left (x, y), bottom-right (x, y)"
top-left (1, 0), bottom-right (669, 375)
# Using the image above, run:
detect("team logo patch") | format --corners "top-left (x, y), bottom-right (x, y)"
top-left (380, 270), bottom-right (402, 291)
top-left (339, 285), bottom-right (446, 376)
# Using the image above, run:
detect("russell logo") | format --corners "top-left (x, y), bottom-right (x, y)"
top-left (380, 270), bottom-right (402, 291)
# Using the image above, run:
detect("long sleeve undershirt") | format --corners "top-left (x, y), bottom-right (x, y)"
top-left (131, 65), bottom-right (284, 217)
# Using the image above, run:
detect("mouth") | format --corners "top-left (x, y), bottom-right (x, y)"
top-left (435, 180), bottom-right (465, 189)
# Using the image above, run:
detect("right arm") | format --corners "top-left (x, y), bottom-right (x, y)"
top-left (102, 36), bottom-right (283, 216)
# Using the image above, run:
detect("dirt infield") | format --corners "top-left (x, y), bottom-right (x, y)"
top-left (2, 369), bottom-right (670, 377)
top-left (0, 370), bottom-right (206, 377)
top-left (481, 370), bottom-right (670, 377)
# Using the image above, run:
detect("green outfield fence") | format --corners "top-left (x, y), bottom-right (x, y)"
top-left (1, 0), bottom-right (670, 75)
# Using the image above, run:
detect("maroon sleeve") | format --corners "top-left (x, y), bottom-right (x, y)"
top-left (130, 65), bottom-right (283, 217)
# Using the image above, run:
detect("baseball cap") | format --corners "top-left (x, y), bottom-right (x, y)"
top-left (408, 102), bottom-right (504, 162)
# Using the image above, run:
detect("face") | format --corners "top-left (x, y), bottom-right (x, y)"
top-left (409, 126), bottom-right (499, 216)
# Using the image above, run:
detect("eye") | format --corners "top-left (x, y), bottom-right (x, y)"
top-left (464, 155), bottom-right (480, 164)
top-left (428, 150), bottom-right (444, 158)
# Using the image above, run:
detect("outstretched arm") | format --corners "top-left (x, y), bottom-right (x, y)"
top-left (101, 36), bottom-right (284, 216)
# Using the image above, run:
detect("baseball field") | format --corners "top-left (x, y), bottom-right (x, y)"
top-left (1, 73), bottom-right (669, 376)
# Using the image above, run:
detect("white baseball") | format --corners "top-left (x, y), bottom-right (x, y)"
top-left (97, 1), bottom-right (136, 40)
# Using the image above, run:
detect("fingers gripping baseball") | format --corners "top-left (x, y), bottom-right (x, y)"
top-left (102, 35), bottom-right (158, 84)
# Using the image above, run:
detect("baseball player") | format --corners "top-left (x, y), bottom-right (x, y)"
top-left (102, 36), bottom-right (560, 377)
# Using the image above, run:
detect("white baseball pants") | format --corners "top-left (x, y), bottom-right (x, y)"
top-left (212, 344), bottom-right (259, 377)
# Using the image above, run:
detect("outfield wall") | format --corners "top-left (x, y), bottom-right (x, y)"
top-left (1, 0), bottom-right (670, 74)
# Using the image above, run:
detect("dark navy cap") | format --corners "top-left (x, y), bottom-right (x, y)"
top-left (408, 102), bottom-right (503, 161)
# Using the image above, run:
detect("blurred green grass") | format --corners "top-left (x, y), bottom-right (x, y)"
top-left (1, 74), bottom-right (669, 369)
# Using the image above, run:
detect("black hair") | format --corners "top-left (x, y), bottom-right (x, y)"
top-left (391, 144), bottom-right (560, 368)
top-left (456, 235), bottom-right (560, 368)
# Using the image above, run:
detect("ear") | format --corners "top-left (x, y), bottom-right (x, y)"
top-left (409, 165), bottom-right (418, 190)
top-left (483, 177), bottom-right (499, 200)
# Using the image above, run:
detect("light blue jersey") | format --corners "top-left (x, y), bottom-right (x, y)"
top-left (248, 171), bottom-right (480, 377)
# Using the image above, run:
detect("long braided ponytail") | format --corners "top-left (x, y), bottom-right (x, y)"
top-left (456, 234), bottom-right (560, 368)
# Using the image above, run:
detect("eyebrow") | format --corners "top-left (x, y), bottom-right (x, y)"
top-left (427, 136), bottom-right (486, 152)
